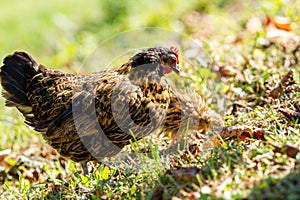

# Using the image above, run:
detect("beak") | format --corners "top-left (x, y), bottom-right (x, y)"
top-left (171, 64), bottom-right (180, 75)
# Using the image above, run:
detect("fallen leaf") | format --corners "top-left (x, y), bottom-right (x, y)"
top-left (151, 186), bottom-right (164, 200)
top-left (93, 188), bottom-right (104, 196)
top-left (204, 125), bottom-right (266, 147)
top-left (265, 16), bottom-right (300, 51)
top-left (269, 86), bottom-right (284, 99)
top-left (266, 141), bottom-right (300, 159)
top-left (266, 16), bottom-right (294, 38)
top-left (0, 149), bottom-right (11, 163)
top-left (40, 146), bottom-right (58, 160)
top-left (220, 125), bottom-right (265, 140)
top-left (273, 16), bottom-right (291, 31)
top-left (269, 70), bottom-right (295, 98)
top-left (211, 62), bottom-right (238, 78)
top-left (188, 143), bottom-right (201, 155)
top-left (171, 166), bottom-right (201, 183)
top-left (279, 108), bottom-right (300, 122)
top-left (23, 145), bottom-right (39, 157)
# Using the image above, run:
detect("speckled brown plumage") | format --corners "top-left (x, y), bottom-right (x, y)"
top-left (0, 47), bottom-right (211, 172)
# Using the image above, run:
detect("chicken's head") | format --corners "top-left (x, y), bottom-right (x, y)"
top-left (130, 46), bottom-right (180, 76)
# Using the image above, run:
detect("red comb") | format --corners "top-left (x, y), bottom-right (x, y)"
top-left (170, 46), bottom-right (179, 64)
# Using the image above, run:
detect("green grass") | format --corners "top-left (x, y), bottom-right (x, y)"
top-left (1, 0), bottom-right (300, 199)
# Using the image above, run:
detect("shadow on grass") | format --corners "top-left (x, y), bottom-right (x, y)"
top-left (247, 170), bottom-right (300, 200)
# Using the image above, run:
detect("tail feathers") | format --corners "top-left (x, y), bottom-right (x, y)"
top-left (1, 51), bottom-right (39, 107)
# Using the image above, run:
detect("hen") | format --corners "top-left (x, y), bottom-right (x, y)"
top-left (0, 47), bottom-right (211, 173)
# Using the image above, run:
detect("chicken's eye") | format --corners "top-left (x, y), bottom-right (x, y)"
top-left (168, 55), bottom-right (177, 65)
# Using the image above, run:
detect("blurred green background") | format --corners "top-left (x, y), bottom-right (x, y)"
top-left (1, 0), bottom-right (297, 69)
top-left (0, 0), bottom-right (203, 70)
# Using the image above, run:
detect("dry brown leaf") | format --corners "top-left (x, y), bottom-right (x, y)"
top-left (151, 186), bottom-right (164, 200)
top-left (211, 62), bottom-right (238, 78)
top-left (266, 16), bottom-right (295, 38)
top-left (23, 167), bottom-right (48, 183)
top-left (40, 146), bottom-right (58, 160)
top-left (204, 125), bottom-right (265, 148)
top-left (265, 141), bottom-right (300, 159)
top-left (269, 70), bottom-right (295, 98)
top-left (219, 125), bottom-right (265, 140)
top-left (23, 145), bottom-right (40, 157)
top-left (171, 166), bottom-right (201, 184)
top-left (0, 149), bottom-right (11, 163)
top-left (273, 16), bottom-right (291, 31)
top-left (269, 86), bottom-right (284, 99)
top-left (265, 16), bottom-right (300, 52)
top-left (92, 188), bottom-right (104, 196)
top-left (23, 168), bottom-right (36, 183)
top-left (279, 108), bottom-right (300, 122)
top-left (188, 143), bottom-right (201, 155)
